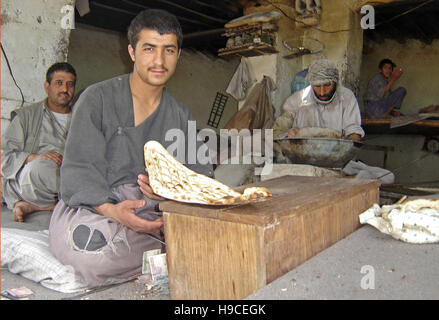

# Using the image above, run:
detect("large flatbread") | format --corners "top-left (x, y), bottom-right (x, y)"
top-left (144, 140), bottom-right (271, 205)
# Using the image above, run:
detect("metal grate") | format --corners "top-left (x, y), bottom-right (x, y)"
top-left (207, 92), bottom-right (228, 128)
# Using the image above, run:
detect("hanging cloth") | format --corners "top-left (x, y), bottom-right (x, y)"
top-left (225, 75), bottom-right (276, 131)
top-left (226, 59), bottom-right (255, 101)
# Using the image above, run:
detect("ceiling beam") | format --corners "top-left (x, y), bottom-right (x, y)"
top-left (91, 1), bottom-right (138, 16)
top-left (184, 28), bottom-right (226, 39)
top-left (189, 0), bottom-right (235, 16)
top-left (151, 0), bottom-right (228, 24)
top-left (91, 0), bottom-right (215, 28)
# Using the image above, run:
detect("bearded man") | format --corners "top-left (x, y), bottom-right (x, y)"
top-left (278, 58), bottom-right (364, 142)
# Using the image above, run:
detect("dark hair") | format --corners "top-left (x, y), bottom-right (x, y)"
top-left (379, 58), bottom-right (396, 70)
top-left (46, 62), bottom-right (76, 83)
top-left (127, 9), bottom-right (183, 50)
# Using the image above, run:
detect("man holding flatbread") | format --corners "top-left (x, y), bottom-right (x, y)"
top-left (49, 9), bottom-right (213, 287)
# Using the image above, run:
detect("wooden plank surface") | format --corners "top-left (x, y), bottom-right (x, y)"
top-left (164, 213), bottom-right (266, 300)
top-left (263, 186), bottom-right (378, 283)
top-left (160, 175), bottom-right (380, 226)
top-left (163, 175), bottom-right (380, 299)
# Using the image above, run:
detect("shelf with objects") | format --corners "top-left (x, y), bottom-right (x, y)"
top-left (217, 22), bottom-right (278, 57)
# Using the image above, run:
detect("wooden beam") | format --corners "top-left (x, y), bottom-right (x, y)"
top-left (94, 0), bottom-right (214, 28)
top-left (184, 28), bottom-right (226, 39)
top-left (152, 0), bottom-right (228, 24)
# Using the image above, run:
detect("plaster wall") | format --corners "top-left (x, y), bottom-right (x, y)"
top-left (359, 38), bottom-right (439, 114)
top-left (1, 0), bottom-right (73, 136)
top-left (302, 0), bottom-right (364, 96)
top-left (166, 50), bottom-right (240, 132)
top-left (358, 38), bottom-right (439, 186)
top-left (67, 24), bottom-right (132, 95)
top-left (241, 0), bottom-right (365, 116)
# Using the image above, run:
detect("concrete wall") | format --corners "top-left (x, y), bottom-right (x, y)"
top-left (359, 38), bottom-right (439, 114)
top-left (1, 0), bottom-right (73, 136)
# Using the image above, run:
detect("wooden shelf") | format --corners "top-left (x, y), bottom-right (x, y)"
top-left (222, 22), bottom-right (277, 37)
top-left (218, 42), bottom-right (278, 57)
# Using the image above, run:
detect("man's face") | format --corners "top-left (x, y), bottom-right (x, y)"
top-left (380, 63), bottom-right (393, 79)
top-left (44, 71), bottom-right (76, 108)
top-left (128, 29), bottom-right (180, 87)
top-left (312, 82), bottom-right (336, 101)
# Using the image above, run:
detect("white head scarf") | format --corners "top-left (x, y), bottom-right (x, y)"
top-left (305, 59), bottom-right (339, 104)
top-left (305, 59), bottom-right (339, 86)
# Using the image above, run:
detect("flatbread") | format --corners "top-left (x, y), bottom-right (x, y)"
top-left (144, 140), bottom-right (271, 205)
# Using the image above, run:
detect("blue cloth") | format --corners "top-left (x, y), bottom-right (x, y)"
top-left (291, 69), bottom-right (309, 94)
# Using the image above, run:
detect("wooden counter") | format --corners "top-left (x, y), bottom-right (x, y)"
top-left (160, 175), bottom-right (380, 300)
top-left (361, 114), bottom-right (439, 135)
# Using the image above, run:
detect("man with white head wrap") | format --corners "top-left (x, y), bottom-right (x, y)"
top-left (281, 59), bottom-right (364, 141)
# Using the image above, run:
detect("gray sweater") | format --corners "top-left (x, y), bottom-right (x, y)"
top-left (60, 74), bottom-right (213, 208)
top-left (1, 101), bottom-right (48, 182)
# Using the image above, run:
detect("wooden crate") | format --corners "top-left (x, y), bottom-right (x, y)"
top-left (161, 175), bottom-right (380, 300)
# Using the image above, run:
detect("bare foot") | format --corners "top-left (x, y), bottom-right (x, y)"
top-left (12, 201), bottom-right (55, 222)
top-left (383, 106), bottom-right (395, 117)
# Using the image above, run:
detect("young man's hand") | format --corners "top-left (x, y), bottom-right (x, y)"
top-left (391, 68), bottom-right (403, 81)
top-left (137, 173), bottom-right (165, 201)
top-left (93, 200), bottom-right (163, 234)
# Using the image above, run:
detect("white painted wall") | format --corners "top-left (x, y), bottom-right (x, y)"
top-left (1, 0), bottom-right (74, 136)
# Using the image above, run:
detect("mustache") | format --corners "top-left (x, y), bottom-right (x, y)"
top-left (316, 93), bottom-right (332, 99)
top-left (58, 92), bottom-right (71, 97)
top-left (148, 67), bottom-right (168, 72)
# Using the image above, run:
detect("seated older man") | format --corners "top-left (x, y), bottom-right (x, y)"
top-left (1, 62), bottom-right (77, 222)
top-left (273, 58), bottom-right (364, 142)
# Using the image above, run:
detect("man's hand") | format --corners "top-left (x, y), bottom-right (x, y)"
top-left (347, 133), bottom-right (361, 142)
top-left (93, 200), bottom-right (163, 234)
top-left (287, 128), bottom-right (299, 138)
top-left (26, 151), bottom-right (63, 166)
top-left (137, 173), bottom-right (165, 201)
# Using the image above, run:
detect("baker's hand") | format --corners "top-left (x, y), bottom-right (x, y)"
top-left (138, 173), bottom-right (166, 201)
top-left (287, 128), bottom-right (299, 138)
top-left (94, 200), bottom-right (163, 234)
top-left (26, 151), bottom-right (63, 166)
top-left (347, 133), bottom-right (361, 142)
